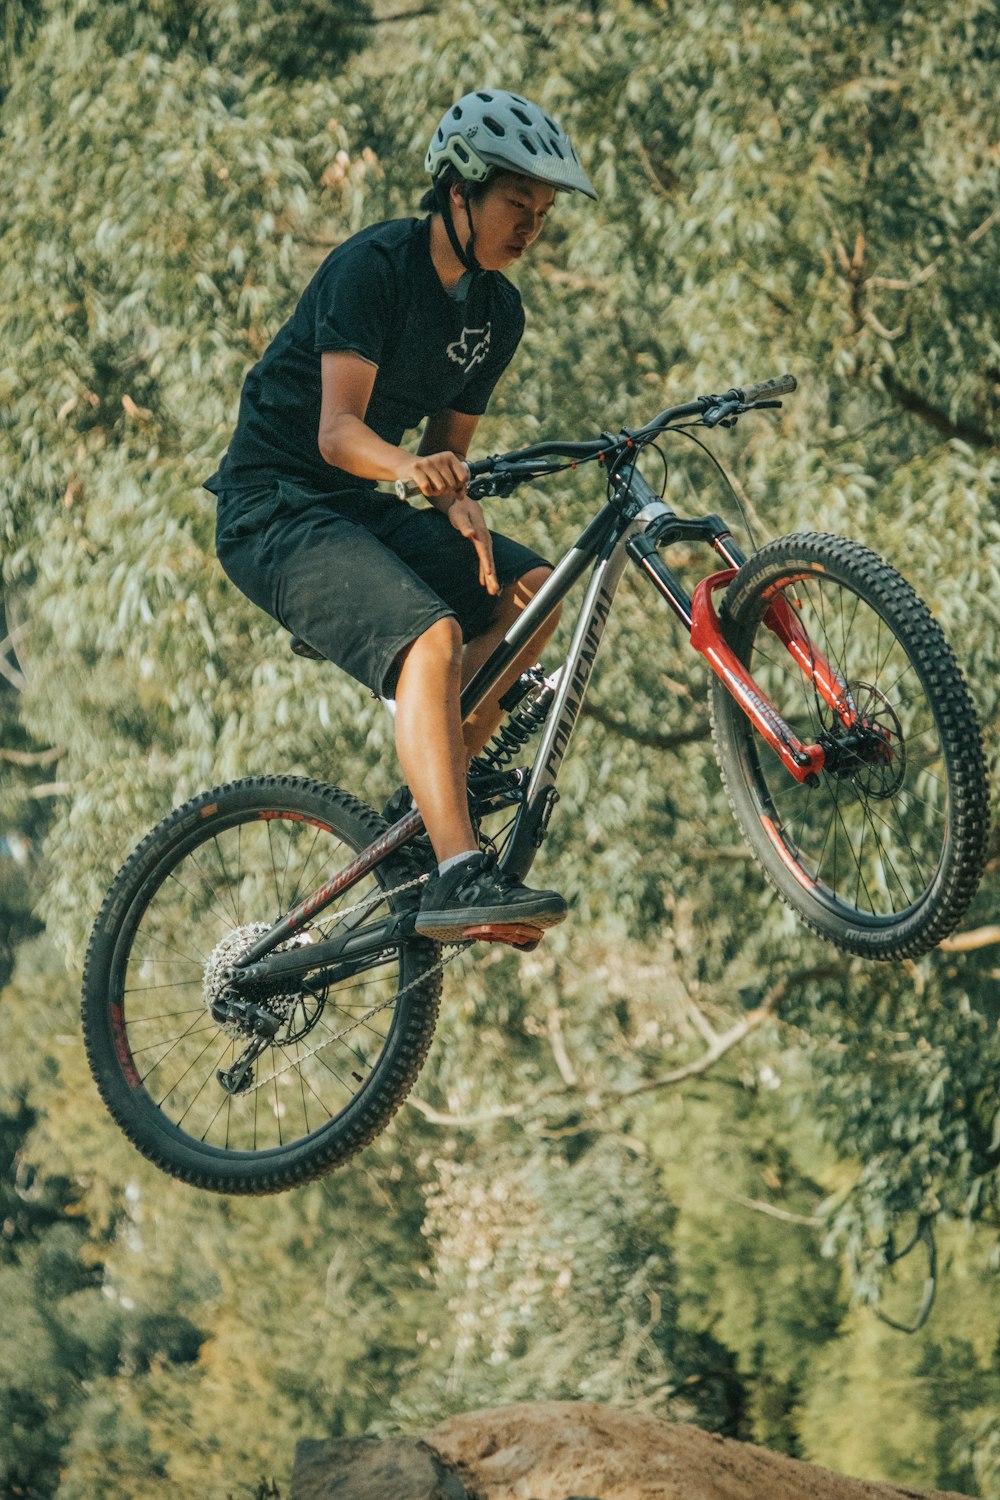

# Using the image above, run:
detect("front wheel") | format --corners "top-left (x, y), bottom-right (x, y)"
top-left (82, 777), bottom-right (441, 1194)
top-left (710, 532), bottom-right (989, 959)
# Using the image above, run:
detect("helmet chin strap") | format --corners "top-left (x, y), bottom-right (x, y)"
top-left (435, 179), bottom-right (482, 277)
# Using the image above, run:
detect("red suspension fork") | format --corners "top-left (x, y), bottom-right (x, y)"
top-left (689, 572), bottom-right (828, 782)
top-left (758, 590), bottom-right (858, 727)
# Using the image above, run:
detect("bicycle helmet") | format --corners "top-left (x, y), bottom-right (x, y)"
top-left (426, 89), bottom-right (597, 201)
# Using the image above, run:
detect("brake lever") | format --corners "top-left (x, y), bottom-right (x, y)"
top-left (468, 470), bottom-right (519, 500)
top-left (703, 396), bottom-right (784, 429)
top-left (702, 401), bottom-right (741, 429)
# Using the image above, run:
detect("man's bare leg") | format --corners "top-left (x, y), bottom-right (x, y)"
top-left (393, 571), bottom-right (559, 863)
top-left (393, 616), bottom-right (478, 863)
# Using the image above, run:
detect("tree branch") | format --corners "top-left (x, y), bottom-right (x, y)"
top-left (0, 635), bottom-right (27, 692)
top-left (613, 964), bottom-right (847, 1101)
top-left (716, 1188), bottom-right (823, 1227)
top-left (682, 993), bottom-right (720, 1048)
top-left (406, 1095), bottom-right (541, 1128)
top-left (938, 925), bottom-right (1000, 952)
top-left (880, 368), bottom-right (995, 450)
top-left (360, 5), bottom-right (439, 21)
top-left (633, 134), bottom-right (679, 198)
top-left (0, 746), bottom-right (64, 767)
top-left (547, 1003), bottom-right (578, 1087)
top-left (865, 204), bottom-right (1000, 293)
top-left (407, 964), bottom-right (848, 1128)
top-left (581, 701), bottom-right (711, 750)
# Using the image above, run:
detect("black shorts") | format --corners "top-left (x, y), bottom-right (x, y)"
top-left (215, 479), bottom-right (549, 697)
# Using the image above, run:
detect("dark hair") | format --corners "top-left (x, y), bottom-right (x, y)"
top-left (419, 164), bottom-right (499, 214)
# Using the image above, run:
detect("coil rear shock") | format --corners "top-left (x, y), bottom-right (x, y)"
top-left (469, 667), bottom-right (561, 781)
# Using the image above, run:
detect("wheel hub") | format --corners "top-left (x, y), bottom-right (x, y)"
top-left (203, 924), bottom-right (323, 1038)
top-left (820, 681), bottom-right (905, 799)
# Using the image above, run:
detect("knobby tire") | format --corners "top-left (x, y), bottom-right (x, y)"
top-left (710, 533), bottom-right (989, 959)
top-left (82, 777), bottom-right (441, 1194)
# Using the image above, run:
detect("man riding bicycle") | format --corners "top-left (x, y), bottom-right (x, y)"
top-left (206, 90), bottom-right (597, 941)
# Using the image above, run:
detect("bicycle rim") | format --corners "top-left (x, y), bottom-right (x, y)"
top-left (711, 534), bottom-right (988, 958)
top-left (83, 778), bottom-right (441, 1192)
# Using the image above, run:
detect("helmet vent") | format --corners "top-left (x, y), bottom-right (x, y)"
top-left (451, 105), bottom-right (463, 119)
top-left (510, 106), bottom-right (533, 126)
top-left (476, 91), bottom-right (494, 102)
top-left (483, 115), bottom-right (506, 136)
top-left (519, 133), bottom-right (539, 156)
top-left (547, 136), bottom-right (565, 160)
top-left (453, 140), bottom-right (470, 162)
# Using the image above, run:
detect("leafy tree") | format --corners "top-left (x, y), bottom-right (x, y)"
top-left (0, 1074), bottom-right (205, 1496)
top-left (0, 0), bottom-right (998, 1495)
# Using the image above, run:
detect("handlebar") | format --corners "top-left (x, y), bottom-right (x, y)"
top-left (734, 373), bottom-right (797, 404)
top-left (391, 373), bottom-right (796, 500)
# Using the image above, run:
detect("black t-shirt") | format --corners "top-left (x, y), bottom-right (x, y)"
top-left (205, 216), bottom-right (524, 498)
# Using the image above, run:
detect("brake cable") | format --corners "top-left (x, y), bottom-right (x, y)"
top-left (661, 420), bottom-right (764, 554)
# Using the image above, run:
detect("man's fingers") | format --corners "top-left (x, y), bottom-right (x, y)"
top-left (411, 451), bottom-right (469, 497)
top-left (450, 500), bottom-right (499, 594)
top-left (474, 534), bottom-right (499, 595)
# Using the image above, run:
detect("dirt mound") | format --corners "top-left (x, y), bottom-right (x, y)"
top-left (290, 1400), bottom-right (971, 1500)
top-left (427, 1403), bottom-right (970, 1499)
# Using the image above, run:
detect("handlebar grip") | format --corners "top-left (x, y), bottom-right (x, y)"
top-left (735, 374), bottom-right (797, 405)
top-left (394, 460), bottom-right (472, 501)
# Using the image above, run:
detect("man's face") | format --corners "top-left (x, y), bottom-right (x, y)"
top-left (453, 173), bottom-right (556, 271)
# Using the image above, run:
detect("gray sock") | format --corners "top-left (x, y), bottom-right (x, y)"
top-left (437, 849), bottom-right (479, 877)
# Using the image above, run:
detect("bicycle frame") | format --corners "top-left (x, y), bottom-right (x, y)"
top-left (231, 464), bottom-right (845, 994)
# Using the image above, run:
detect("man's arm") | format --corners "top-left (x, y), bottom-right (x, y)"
top-left (318, 352), bottom-right (468, 500)
top-left (418, 409), bottom-right (480, 463)
top-left (319, 354), bottom-right (498, 593)
top-left (419, 408), bottom-right (498, 595)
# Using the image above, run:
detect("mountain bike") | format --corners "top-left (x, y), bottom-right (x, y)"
top-left (82, 374), bottom-right (990, 1194)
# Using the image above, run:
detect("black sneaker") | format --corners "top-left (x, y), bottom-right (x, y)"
top-left (414, 852), bottom-right (567, 944)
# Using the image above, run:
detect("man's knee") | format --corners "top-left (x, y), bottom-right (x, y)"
top-left (397, 614), bottom-right (463, 676)
top-left (515, 565), bottom-right (553, 599)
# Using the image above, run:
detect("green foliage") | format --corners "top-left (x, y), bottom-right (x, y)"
top-left (0, 1084), bottom-right (205, 1497)
top-left (0, 0), bottom-right (998, 1495)
top-left (385, 1135), bottom-right (705, 1421)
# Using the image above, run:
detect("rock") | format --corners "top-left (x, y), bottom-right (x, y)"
top-left (290, 1435), bottom-right (471, 1500)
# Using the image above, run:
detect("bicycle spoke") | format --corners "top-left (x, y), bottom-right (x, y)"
top-left (100, 789), bottom-right (440, 1170)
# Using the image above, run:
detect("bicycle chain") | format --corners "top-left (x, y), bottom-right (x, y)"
top-left (234, 871), bottom-right (465, 1094)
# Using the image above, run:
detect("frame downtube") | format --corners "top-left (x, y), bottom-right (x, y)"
top-left (526, 536), bottom-right (635, 801)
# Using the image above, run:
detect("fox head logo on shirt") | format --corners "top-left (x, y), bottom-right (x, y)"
top-left (447, 324), bottom-right (491, 374)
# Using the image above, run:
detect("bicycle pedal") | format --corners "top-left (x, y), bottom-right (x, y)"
top-left (460, 922), bottom-right (543, 951)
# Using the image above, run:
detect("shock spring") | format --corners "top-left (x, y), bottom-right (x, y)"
top-left (471, 669), bottom-right (558, 776)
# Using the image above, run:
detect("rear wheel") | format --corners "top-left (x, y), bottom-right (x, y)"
top-left (82, 777), bottom-right (441, 1193)
top-left (710, 532), bottom-right (989, 959)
